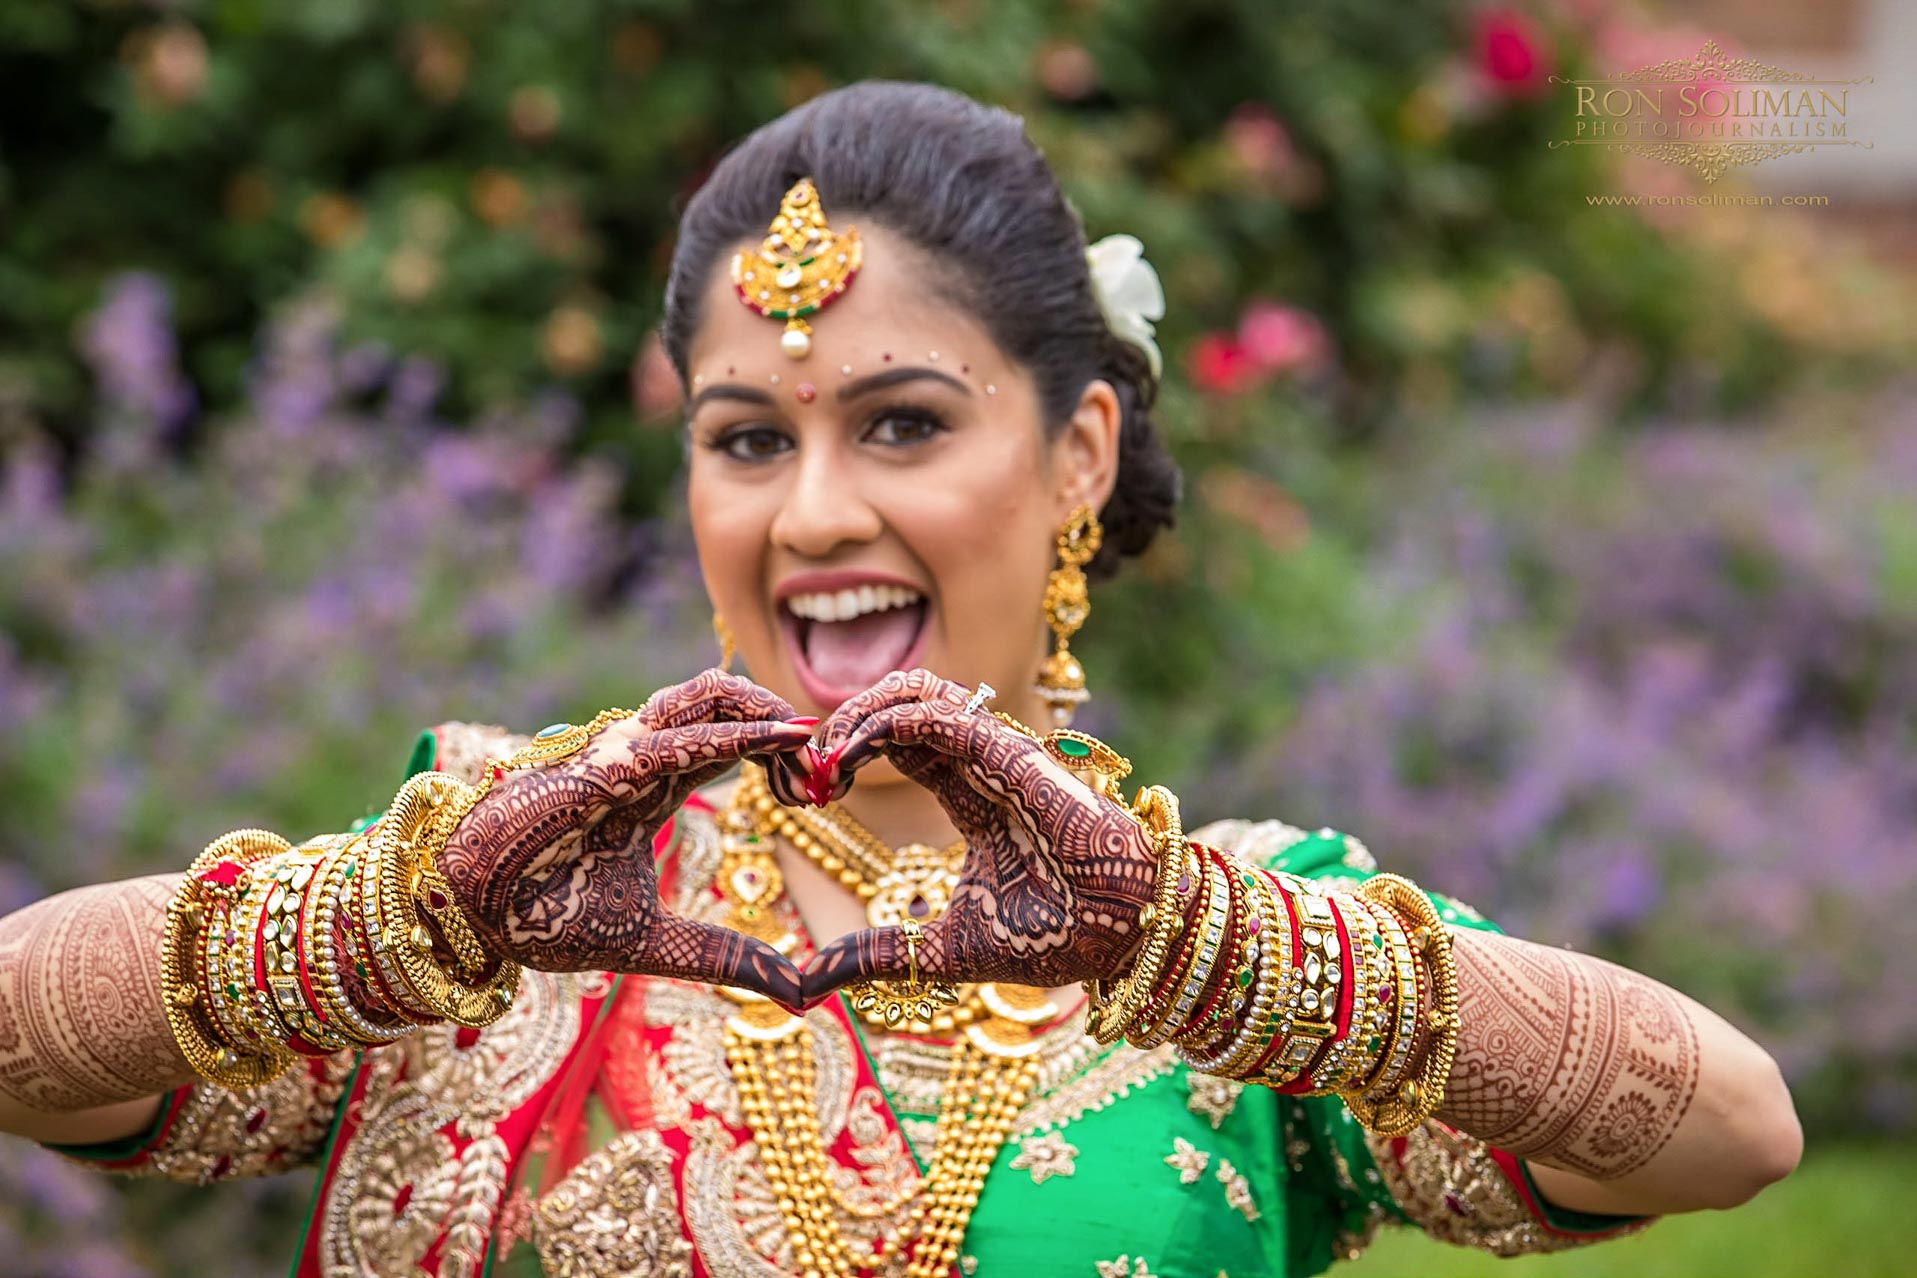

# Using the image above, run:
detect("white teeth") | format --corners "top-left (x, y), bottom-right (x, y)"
top-left (785, 584), bottom-right (925, 622)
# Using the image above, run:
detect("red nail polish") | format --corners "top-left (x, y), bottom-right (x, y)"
top-left (784, 715), bottom-right (821, 727)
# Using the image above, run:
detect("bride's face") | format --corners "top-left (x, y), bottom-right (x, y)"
top-left (683, 222), bottom-right (1119, 734)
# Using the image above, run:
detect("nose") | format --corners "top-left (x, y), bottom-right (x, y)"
top-left (768, 441), bottom-right (883, 559)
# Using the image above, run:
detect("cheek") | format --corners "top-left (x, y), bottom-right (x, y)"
top-left (687, 465), bottom-right (770, 608)
top-left (890, 447), bottom-right (1051, 628)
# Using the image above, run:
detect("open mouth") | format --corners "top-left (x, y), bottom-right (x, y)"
top-left (779, 581), bottom-right (930, 711)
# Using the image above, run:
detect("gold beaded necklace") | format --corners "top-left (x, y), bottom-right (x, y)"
top-left (715, 765), bottom-right (1054, 1277)
top-left (735, 761), bottom-right (966, 927)
top-left (728, 763), bottom-right (988, 1034)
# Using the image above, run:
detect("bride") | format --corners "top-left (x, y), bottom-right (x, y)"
top-left (0, 79), bottom-right (1798, 1277)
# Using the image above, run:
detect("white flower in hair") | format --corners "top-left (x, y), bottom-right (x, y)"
top-left (1085, 232), bottom-right (1166, 382)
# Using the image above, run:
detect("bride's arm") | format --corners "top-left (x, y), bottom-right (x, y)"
top-left (0, 874), bottom-right (198, 1144)
top-left (1437, 928), bottom-right (1802, 1215)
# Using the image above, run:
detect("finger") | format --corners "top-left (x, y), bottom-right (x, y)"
top-left (763, 747), bottom-right (812, 808)
top-left (616, 717), bottom-right (815, 791)
top-left (636, 669), bottom-right (799, 732)
top-left (812, 668), bottom-right (971, 761)
top-left (799, 919), bottom-right (951, 1003)
top-left (640, 916), bottom-right (804, 1011)
top-left (825, 698), bottom-right (1006, 786)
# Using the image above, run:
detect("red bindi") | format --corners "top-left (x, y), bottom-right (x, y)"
top-left (882, 352), bottom-right (893, 362)
top-left (795, 382), bottom-right (817, 403)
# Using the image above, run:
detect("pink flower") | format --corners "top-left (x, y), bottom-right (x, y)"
top-left (1224, 103), bottom-right (1293, 178)
top-left (1238, 301), bottom-right (1331, 376)
top-left (1474, 8), bottom-right (1553, 99)
top-left (1187, 333), bottom-right (1261, 396)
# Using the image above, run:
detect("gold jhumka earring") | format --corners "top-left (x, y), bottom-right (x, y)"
top-left (730, 175), bottom-right (863, 360)
top-left (711, 610), bottom-right (736, 672)
top-left (1035, 503), bottom-right (1102, 727)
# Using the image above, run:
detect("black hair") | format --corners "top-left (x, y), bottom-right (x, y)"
top-left (660, 79), bottom-right (1180, 580)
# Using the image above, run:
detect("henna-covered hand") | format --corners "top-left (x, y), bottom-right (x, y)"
top-left (439, 669), bottom-right (813, 1008)
top-left (792, 670), bottom-right (1160, 1003)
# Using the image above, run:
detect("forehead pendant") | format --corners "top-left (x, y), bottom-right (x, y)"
top-left (730, 176), bottom-right (863, 360)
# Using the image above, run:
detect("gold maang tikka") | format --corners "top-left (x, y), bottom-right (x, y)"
top-left (730, 176), bottom-right (863, 359)
top-left (1035, 503), bottom-right (1102, 727)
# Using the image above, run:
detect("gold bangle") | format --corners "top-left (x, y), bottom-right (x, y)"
top-left (1086, 785), bottom-right (1189, 1045)
top-left (161, 830), bottom-right (297, 1089)
top-left (1345, 873), bottom-right (1460, 1136)
top-left (307, 833), bottom-right (406, 1046)
top-left (374, 772), bottom-right (520, 1027)
top-left (409, 776), bottom-right (495, 981)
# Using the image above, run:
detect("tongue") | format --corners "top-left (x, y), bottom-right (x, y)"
top-left (804, 604), bottom-right (924, 690)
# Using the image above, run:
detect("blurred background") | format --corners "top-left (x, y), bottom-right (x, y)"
top-left (1, 0), bottom-right (1912, 1274)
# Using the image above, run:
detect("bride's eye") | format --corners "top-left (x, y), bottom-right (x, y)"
top-left (864, 405), bottom-right (948, 446)
top-left (709, 425), bottom-right (793, 462)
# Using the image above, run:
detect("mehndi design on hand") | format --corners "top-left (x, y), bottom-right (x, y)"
top-left (795, 669), bottom-right (1161, 1003)
top-left (438, 669), bottom-right (813, 1008)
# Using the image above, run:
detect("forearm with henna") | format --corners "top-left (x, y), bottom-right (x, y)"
top-left (0, 875), bottom-right (197, 1123)
top-left (1435, 928), bottom-right (1701, 1180)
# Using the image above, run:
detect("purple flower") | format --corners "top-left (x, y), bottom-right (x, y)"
top-left (79, 272), bottom-right (198, 442)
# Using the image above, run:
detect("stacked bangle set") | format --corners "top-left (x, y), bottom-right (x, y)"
top-left (163, 697), bottom-right (1461, 1143)
top-left (160, 773), bottom-right (522, 1090)
top-left (1085, 801), bottom-right (1461, 1137)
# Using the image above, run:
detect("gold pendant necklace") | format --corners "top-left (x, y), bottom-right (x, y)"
top-left (734, 761), bottom-right (964, 928)
top-left (730, 762), bottom-right (986, 1032)
top-left (715, 765), bottom-right (1057, 1276)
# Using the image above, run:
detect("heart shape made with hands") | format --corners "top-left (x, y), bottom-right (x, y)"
top-left (762, 669), bottom-right (1163, 1009)
top-left (435, 671), bottom-right (832, 1013)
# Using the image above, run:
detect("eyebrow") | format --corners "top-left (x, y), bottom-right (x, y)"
top-left (684, 365), bottom-right (972, 416)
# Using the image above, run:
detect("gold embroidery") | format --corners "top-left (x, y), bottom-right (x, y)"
top-left (1013, 1040), bottom-right (1177, 1139)
top-left (317, 971), bottom-right (581, 1276)
top-left (1366, 1121), bottom-right (1655, 1256)
top-left (1216, 1156), bottom-right (1260, 1222)
top-left (658, 1010), bottom-right (742, 1126)
top-left (1165, 1136), bottom-right (1209, 1184)
top-left (682, 1115), bottom-right (800, 1276)
top-left (533, 1128), bottom-right (694, 1277)
top-left (429, 720), bottom-right (534, 785)
top-left (78, 1053), bottom-right (354, 1184)
top-left (1096, 1256), bottom-right (1157, 1277)
top-left (1008, 1130), bottom-right (1078, 1184)
top-left (1185, 1072), bottom-right (1243, 1131)
top-left (1188, 816), bottom-right (1308, 869)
